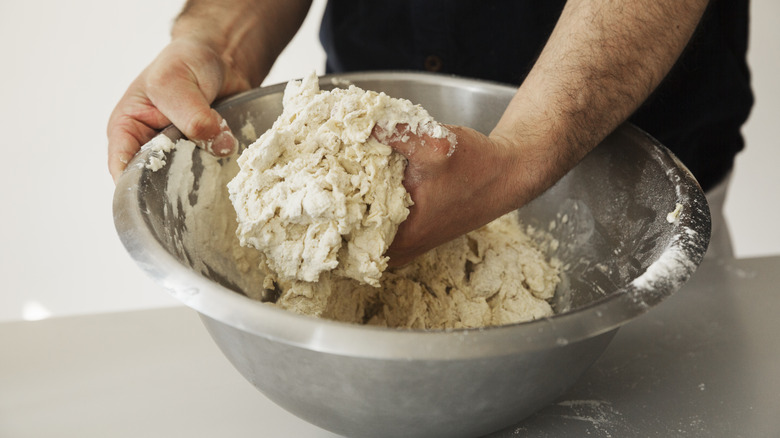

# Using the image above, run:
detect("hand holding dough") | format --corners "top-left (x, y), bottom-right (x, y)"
top-left (154, 72), bottom-right (561, 329)
top-left (376, 123), bottom-right (535, 268)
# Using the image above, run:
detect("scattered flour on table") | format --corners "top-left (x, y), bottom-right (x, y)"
top-left (145, 73), bottom-right (561, 329)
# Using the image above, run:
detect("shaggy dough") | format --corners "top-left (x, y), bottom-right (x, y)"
top-left (228, 72), bottom-right (452, 286)
top-left (264, 213), bottom-right (559, 329)
top-left (150, 73), bottom-right (561, 329)
top-left (222, 73), bottom-right (560, 328)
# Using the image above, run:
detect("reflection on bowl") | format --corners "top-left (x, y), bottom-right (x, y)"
top-left (113, 72), bottom-right (710, 438)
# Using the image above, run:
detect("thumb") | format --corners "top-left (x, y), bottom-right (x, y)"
top-left (151, 84), bottom-right (238, 157)
top-left (144, 38), bottom-right (239, 157)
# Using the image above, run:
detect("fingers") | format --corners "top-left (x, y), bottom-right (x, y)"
top-left (385, 221), bottom-right (424, 268)
top-left (107, 40), bottom-right (241, 183)
top-left (107, 115), bottom-right (157, 184)
top-left (372, 123), bottom-right (455, 162)
top-left (107, 90), bottom-right (238, 184)
top-left (107, 85), bottom-right (172, 182)
top-left (146, 62), bottom-right (238, 158)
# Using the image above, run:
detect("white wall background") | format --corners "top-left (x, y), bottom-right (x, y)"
top-left (1, 0), bottom-right (777, 322)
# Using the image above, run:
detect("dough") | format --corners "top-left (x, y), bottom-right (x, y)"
top-left (269, 213), bottom-right (559, 329)
top-left (228, 72), bottom-right (452, 286)
top-left (224, 73), bottom-right (559, 328)
top-left (152, 73), bottom-right (560, 330)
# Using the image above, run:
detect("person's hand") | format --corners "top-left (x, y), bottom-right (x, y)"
top-left (375, 124), bottom-right (542, 267)
top-left (107, 37), bottom-right (251, 182)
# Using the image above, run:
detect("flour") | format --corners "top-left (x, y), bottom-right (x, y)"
top-left (227, 72), bottom-right (452, 286)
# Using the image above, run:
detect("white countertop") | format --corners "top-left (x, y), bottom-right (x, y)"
top-left (2, 255), bottom-right (779, 437)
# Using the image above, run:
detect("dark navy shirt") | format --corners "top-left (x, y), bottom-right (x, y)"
top-left (320, 0), bottom-right (753, 191)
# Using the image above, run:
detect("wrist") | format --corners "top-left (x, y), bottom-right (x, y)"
top-left (489, 120), bottom-right (569, 213)
top-left (171, 0), bottom-right (312, 88)
top-left (172, 10), bottom-right (268, 88)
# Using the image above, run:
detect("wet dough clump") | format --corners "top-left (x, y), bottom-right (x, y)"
top-left (228, 73), bottom-right (451, 286)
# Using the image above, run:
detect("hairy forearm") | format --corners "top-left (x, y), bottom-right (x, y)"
top-left (493, 0), bottom-right (709, 204)
top-left (173, 0), bottom-right (312, 87)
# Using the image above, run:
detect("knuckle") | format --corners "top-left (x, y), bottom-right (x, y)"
top-left (185, 108), bottom-right (218, 140)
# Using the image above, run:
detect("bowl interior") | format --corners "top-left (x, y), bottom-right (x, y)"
top-left (114, 72), bottom-right (710, 353)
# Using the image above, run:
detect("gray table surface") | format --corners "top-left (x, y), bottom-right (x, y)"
top-left (2, 255), bottom-right (779, 438)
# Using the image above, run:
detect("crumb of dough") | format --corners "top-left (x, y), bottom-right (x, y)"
top-left (667, 203), bottom-right (683, 223)
top-left (240, 120), bottom-right (257, 142)
top-left (142, 134), bottom-right (177, 171)
top-left (227, 72), bottom-right (453, 286)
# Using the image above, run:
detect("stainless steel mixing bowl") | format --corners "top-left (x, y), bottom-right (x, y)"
top-left (113, 72), bottom-right (710, 438)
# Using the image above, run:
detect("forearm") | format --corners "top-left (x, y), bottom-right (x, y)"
top-left (492, 0), bottom-right (709, 204)
top-left (173, 0), bottom-right (312, 87)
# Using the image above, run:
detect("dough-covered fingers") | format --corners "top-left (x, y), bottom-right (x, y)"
top-left (373, 123), bottom-right (455, 161)
top-left (107, 78), bottom-right (173, 182)
top-left (143, 39), bottom-right (239, 157)
top-left (384, 125), bottom-right (523, 267)
top-left (107, 38), bottom-right (242, 182)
